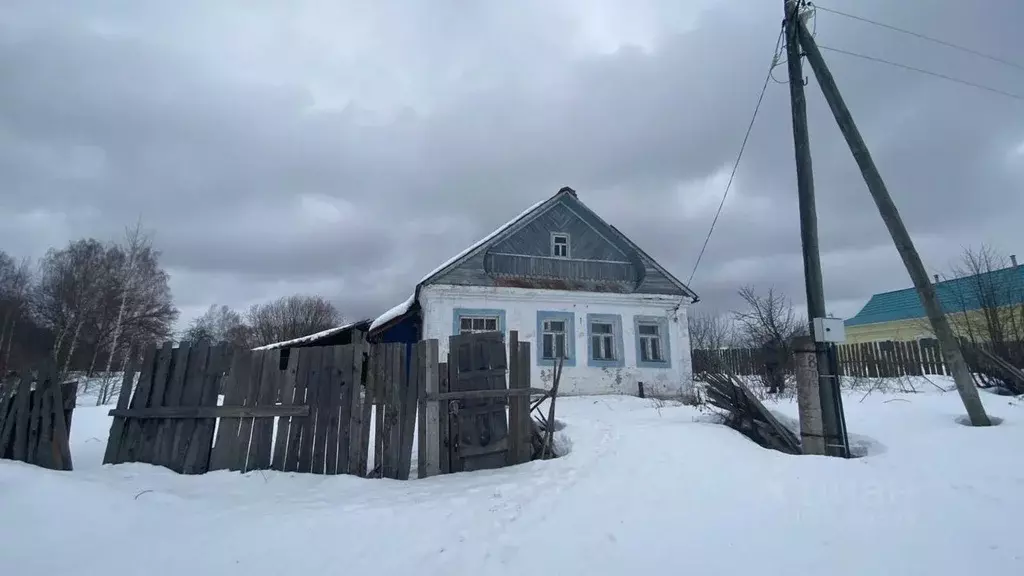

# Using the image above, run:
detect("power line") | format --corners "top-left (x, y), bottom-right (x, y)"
top-left (819, 45), bottom-right (1024, 101)
top-left (812, 3), bottom-right (1024, 73)
top-left (686, 26), bottom-right (785, 287)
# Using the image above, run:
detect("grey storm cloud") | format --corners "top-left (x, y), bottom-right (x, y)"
top-left (1, 0), bottom-right (1022, 328)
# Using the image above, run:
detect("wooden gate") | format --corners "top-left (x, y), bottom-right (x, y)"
top-left (447, 331), bottom-right (510, 472)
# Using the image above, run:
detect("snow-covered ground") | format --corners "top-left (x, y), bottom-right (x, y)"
top-left (2, 379), bottom-right (1022, 575)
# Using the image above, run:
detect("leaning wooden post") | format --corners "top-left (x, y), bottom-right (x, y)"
top-left (792, 336), bottom-right (825, 455)
top-left (796, 18), bottom-right (990, 427)
top-left (419, 339), bottom-right (440, 478)
top-left (507, 331), bottom-right (521, 466)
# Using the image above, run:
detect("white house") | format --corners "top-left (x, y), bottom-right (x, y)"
top-left (368, 187), bottom-right (700, 396)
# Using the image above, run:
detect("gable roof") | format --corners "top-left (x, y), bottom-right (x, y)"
top-left (421, 186), bottom-right (698, 298)
top-left (369, 186), bottom-right (698, 334)
top-left (846, 264), bottom-right (1024, 327)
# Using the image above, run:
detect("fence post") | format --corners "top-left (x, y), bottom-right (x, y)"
top-left (419, 339), bottom-right (440, 478)
top-left (792, 336), bottom-right (825, 455)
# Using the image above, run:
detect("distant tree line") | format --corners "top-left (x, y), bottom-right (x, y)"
top-left (1, 224), bottom-right (347, 381)
top-left (182, 295), bottom-right (343, 349)
top-left (0, 223), bottom-right (177, 378)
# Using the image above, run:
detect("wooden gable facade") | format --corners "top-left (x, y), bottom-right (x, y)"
top-left (423, 187), bottom-right (697, 299)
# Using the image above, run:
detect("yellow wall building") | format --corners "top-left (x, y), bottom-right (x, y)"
top-left (844, 262), bottom-right (1024, 345)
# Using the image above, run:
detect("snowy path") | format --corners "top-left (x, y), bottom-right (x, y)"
top-left (1, 389), bottom-right (1022, 575)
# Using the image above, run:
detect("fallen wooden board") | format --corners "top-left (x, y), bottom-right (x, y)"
top-left (425, 388), bottom-right (549, 402)
top-left (109, 406), bottom-right (309, 419)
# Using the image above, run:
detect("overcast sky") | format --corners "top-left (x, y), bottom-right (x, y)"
top-left (2, 0), bottom-right (1022, 330)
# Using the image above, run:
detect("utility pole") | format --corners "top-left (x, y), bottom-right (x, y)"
top-left (795, 15), bottom-right (991, 426)
top-left (784, 0), bottom-right (850, 457)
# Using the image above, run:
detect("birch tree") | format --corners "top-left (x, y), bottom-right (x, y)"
top-left (95, 223), bottom-right (178, 405)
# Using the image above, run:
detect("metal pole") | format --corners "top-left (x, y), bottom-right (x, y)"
top-left (784, 0), bottom-right (849, 457)
top-left (796, 18), bottom-right (992, 427)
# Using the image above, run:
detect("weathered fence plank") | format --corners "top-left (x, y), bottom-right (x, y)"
top-left (138, 342), bottom-right (174, 464)
top-left (355, 342), bottom-right (374, 477)
top-left (380, 343), bottom-right (398, 478)
top-left (183, 343), bottom-right (228, 474)
top-left (170, 341), bottom-right (210, 473)
top-left (511, 340), bottom-right (533, 466)
top-left (248, 349), bottom-right (279, 472)
top-left (397, 342), bottom-right (418, 480)
top-left (271, 347), bottom-right (300, 471)
top-left (372, 346), bottom-right (386, 477)
top-left (322, 346), bottom-right (343, 475)
top-left (115, 344), bottom-right (158, 464)
top-left (11, 375), bottom-right (31, 462)
top-left (418, 339), bottom-right (440, 479)
top-left (331, 344), bottom-right (351, 475)
top-left (211, 348), bottom-right (251, 471)
top-left (284, 347), bottom-right (310, 473)
top-left (296, 346), bottom-right (323, 474)
top-left (153, 344), bottom-right (191, 469)
top-left (346, 340), bottom-right (366, 476)
top-left (438, 360), bottom-right (451, 475)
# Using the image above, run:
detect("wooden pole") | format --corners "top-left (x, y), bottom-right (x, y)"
top-left (784, 0), bottom-right (849, 456)
top-left (796, 18), bottom-right (991, 426)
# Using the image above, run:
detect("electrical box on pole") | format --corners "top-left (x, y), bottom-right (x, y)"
top-left (812, 317), bottom-right (846, 343)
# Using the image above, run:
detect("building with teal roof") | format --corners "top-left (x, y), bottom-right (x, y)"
top-left (844, 257), bottom-right (1024, 344)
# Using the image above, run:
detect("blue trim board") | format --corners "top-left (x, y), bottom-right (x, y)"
top-left (452, 308), bottom-right (507, 336)
top-left (586, 313), bottom-right (624, 368)
top-left (633, 315), bottom-right (671, 369)
top-left (536, 310), bottom-right (576, 367)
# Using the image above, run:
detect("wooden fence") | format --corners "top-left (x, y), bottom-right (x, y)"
top-left (692, 338), bottom-right (1024, 379)
top-left (0, 365), bottom-right (77, 471)
top-left (103, 331), bottom-right (549, 479)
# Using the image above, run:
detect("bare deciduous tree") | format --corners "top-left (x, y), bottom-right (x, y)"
top-left (688, 311), bottom-right (735, 351)
top-left (32, 239), bottom-right (109, 378)
top-left (185, 304), bottom-right (251, 347)
top-left (941, 245), bottom-right (1024, 391)
top-left (0, 252), bottom-right (33, 373)
top-left (245, 295), bottom-right (342, 347)
top-left (733, 286), bottom-right (808, 394)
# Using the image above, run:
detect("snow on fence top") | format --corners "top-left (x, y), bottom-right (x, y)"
top-left (252, 319), bottom-right (370, 351)
top-left (369, 196), bottom-right (550, 333)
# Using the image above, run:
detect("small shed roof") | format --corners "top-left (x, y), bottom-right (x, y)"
top-left (251, 319), bottom-right (372, 351)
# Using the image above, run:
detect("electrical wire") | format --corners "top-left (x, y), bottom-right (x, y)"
top-left (686, 26), bottom-right (786, 287)
top-left (819, 44), bottom-right (1024, 101)
top-left (811, 3), bottom-right (1024, 73)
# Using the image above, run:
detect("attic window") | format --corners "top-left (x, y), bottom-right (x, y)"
top-left (551, 233), bottom-right (570, 258)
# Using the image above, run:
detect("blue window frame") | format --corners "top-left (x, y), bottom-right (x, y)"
top-left (586, 313), bottom-right (624, 368)
top-left (633, 315), bottom-right (672, 368)
top-left (536, 311), bottom-right (576, 367)
top-left (452, 308), bottom-right (506, 336)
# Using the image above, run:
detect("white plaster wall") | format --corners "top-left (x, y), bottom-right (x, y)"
top-left (418, 284), bottom-right (693, 397)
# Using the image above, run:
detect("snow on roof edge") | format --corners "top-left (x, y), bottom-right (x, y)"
top-left (251, 319), bottom-right (370, 351)
top-left (369, 293), bottom-right (416, 332)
